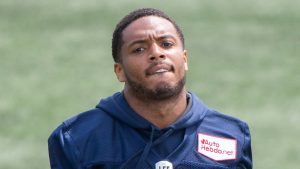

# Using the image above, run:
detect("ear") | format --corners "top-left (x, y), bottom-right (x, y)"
top-left (183, 49), bottom-right (188, 70)
top-left (114, 63), bottom-right (126, 82)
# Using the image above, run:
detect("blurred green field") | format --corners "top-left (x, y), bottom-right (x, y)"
top-left (0, 0), bottom-right (299, 168)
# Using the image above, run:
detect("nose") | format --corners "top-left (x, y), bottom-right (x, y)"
top-left (149, 43), bottom-right (166, 61)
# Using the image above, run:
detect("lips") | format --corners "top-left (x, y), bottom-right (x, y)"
top-left (155, 68), bottom-right (168, 73)
top-left (145, 63), bottom-right (174, 76)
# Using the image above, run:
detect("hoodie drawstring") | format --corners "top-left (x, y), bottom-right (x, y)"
top-left (136, 126), bottom-right (155, 169)
top-left (135, 126), bottom-right (175, 169)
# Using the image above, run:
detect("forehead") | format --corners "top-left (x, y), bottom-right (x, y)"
top-left (122, 16), bottom-right (179, 42)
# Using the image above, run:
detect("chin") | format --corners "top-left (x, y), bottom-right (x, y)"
top-left (147, 81), bottom-right (183, 100)
top-left (154, 81), bottom-right (174, 88)
top-left (126, 72), bottom-right (186, 100)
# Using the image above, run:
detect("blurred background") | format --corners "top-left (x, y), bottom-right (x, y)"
top-left (0, 0), bottom-right (299, 168)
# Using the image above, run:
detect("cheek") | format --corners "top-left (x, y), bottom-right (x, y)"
top-left (172, 53), bottom-right (187, 69)
top-left (123, 61), bottom-right (145, 80)
top-left (125, 61), bottom-right (141, 72)
top-left (174, 60), bottom-right (188, 77)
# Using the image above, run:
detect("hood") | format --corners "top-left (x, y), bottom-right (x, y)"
top-left (96, 91), bottom-right (208, 130)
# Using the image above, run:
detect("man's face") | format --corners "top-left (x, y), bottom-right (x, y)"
top-left (115, 16), bottom-right (188, 100)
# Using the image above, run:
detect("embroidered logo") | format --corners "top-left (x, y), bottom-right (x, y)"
top-left (197, 133), bottom-right (237, 161)
top-left (155, 160), bottom-right (173, 169)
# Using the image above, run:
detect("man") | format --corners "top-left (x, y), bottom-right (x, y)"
top-left (48, 8), bottom-right (252, 169)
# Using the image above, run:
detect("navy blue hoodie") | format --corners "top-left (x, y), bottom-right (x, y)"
top-left (48, 92), bottom-right (252, 169)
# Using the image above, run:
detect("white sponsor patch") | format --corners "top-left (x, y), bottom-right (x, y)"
top-left (155, 160), bottom-right (173, 169)
top-left (197, 133), bottom-right (237, 161)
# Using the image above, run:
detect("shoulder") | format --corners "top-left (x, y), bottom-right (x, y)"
top-left (65, 108), bottom-right (113, 131)
top-left (48, 108), bottom-right (122, 167)
top-left (203, 109), bottom-right (250, 134)
top-left (189, 92), bottom-right (250, 133)
top-left (48, 107), bottom-right (117, 156)
top-left (48, 103), bottom-right (146, 167)
top-left (48, 107), bottom-right (118, 157)
top-left (49, 107), bottom-right (114, 142)
top-left (199, 108), bottom-right (250, 144)
top-left (196, 109), bottom-right (252, 167)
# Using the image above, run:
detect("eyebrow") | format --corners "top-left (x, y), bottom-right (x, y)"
top-left (128, 39), bottom-right (147, 48)
top-left (127, 35), bottom-right (176, 48)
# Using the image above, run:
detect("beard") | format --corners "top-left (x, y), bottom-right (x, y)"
top-left (124, 72), bottom-right (186, 101)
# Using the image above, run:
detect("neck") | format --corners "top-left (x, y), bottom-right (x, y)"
top-left (124, 88), bottom-right (188, 129)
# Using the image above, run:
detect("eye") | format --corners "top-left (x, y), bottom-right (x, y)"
top-left (133, 47), bottom-right (145, 53)
top-left (161, 41), bottom-right (174, 48)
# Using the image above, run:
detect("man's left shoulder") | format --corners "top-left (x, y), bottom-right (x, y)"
top-left (203, 109), bottom-right (249, 131)
top-left (194, 109), bottom-right (251, 165)
top-left (197, 109), bottom-right (251, 151)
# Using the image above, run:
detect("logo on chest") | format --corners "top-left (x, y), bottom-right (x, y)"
top-left (155, 160), bottom-right (173, 169)
top-left (197, 133), bottom-right (237, 161)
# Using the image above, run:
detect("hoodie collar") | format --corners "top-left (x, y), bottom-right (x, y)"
top-left (96, 91), bottom-right (208, 130)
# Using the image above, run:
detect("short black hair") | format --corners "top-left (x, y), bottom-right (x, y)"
top-left (112, 8), bottom-right (185, 63)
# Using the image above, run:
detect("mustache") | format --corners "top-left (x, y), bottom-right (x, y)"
top-left (145, 61), bottom-right (174, 76)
